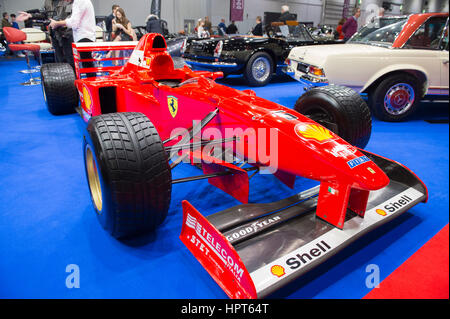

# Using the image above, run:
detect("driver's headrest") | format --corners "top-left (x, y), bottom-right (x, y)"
top-left (123, 33), bottom-right (174, 75)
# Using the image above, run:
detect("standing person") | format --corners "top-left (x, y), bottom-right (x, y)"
top-left (335, 18), bottom-right (346, 40)
top-left (279, 5), bottom-right (295, 23)
top-left (112, 8), bottom-right (135, 42)
top-left (105, 4), bottom-right (119, 41)
top-left (146, 14), bottom-right (163, 35)
top-left (204, 16), bottom-right (212, 35)
top-left (342, 7), bottom-right (361, 41)
top-left (1, 12), bottom-right (12, 30)
top-left (17, 1), bottom-right (75, 67)
top-left (8, 14), bottom-right (23, 57)
top-left (10, 14), bottom-right (20, 29)
top-left (2, 12), bottom-right (17, 57)
top-left (197, 19), bottom-right (209, 38)
top-left (49, 0), bottom-right (96, 76)
top-left (252, 16), bottom-right (263, 36)
top-left (226, 21), bottom-right (238, 34)
top-left (194, 18), bottom-right (200, 33)
top-left (218, 18), bottom-right (227, 36)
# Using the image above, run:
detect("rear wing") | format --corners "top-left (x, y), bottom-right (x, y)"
top-left (72, 41), bottom-right (138, 79)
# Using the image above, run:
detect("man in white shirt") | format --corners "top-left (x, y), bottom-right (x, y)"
top-left (16, 0), bottom-right (75, 67)
top-left (49, 0), bottom-right (96, 76)
top-left (49, 0), bottom-right (95, 43)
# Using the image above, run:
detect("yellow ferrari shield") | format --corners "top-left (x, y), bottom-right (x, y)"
top-left (167, 96), bottom-right (178, 118)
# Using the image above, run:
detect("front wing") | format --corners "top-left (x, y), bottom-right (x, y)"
top-left (180, 150), bottom-right (428, 298)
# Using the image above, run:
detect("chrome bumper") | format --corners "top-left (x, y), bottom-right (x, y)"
top-left (282, 66), bottom-right (328, 89)
top-left (184, 58), bottom-right (238, 68)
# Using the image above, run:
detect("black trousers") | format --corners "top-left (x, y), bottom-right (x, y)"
top-left (52, 33), bottom-right (74, 68)
top-left (77, 38), bottom-right (95, 78)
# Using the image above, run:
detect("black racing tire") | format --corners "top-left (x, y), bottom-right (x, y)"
top-left (244, 51), bottom-right (274, 87)
top-left (41, 63), bottom-right (78, 115)
top-left (369, 73), bottom-right (421, 122)
top-left (83, 112), bottom-right (172, 239)
top-left (294, 85), bottom-right (372, 149)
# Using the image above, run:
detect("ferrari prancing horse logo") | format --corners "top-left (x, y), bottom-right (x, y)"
top-left (167, 96), bottom-right (178, 118)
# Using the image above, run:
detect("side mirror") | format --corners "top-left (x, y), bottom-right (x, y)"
top-left (211, 71), bottom-right (224, 80)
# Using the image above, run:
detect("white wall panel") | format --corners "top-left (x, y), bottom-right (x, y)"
top-left (2, 0), bottom-right (445, 36)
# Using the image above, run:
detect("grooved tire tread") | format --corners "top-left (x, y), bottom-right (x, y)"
top-left (41, 63), bottom-right (78, 115)
top-left (295, 85), bottom-right (372, 149)
top-left (86, 112), bottom-right (172, 239)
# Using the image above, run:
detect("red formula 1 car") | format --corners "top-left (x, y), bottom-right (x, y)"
top-left (41, 34), bottom-right (427, 299)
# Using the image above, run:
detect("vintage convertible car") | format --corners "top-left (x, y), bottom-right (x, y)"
top-left (182, 24), bottom-right (340, 86)
top-left (40, 34), bottom-right (427, 298)
top-left (285, 13), bottom-right (449, 121)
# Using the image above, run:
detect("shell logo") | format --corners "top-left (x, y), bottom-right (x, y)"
top-left (295, 124), bottom-right (333, 142)
top-left (83, 86), bottom-right (92, 113)
top-left (271, 265), bottom-right (285, 278)
top-left (376, 209), bottom-right (387, 216)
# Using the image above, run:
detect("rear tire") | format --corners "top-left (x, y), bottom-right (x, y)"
top-left (41, 63), bottom-right (78, 115)
top-left (294, 85), bottom-right (371, 149)
top-left (84, 112), bottom-right (172, 239)
top-left (369, 73), bottom-right (420, 122)
top-left (244, 52), bottom-right (273, 87)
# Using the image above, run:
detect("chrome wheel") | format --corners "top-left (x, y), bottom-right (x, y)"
top-left (383, 83), bottom-right (415, 115)
top-left (251, 56), bottom-right (271, 82)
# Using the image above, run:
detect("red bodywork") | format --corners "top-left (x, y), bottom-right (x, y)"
top-left (73, 33), bottom-right (391, 231)
top-left (75, 34), bottom-right (389, 228)
top-left (73, 34), bottom-right (429, 299)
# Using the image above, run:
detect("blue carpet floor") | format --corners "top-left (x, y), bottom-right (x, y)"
top-left (0, 58), bottom-right (448, 298)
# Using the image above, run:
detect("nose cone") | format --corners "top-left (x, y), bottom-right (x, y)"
top-left (285, 125), bottom-right (391, 191)
top-left (349, 157), bottom-right (390, 190)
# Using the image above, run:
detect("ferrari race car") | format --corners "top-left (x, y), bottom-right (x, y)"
top-left (40, 33), bottom-right (428, 299)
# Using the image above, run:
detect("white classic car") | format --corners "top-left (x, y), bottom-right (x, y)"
top-left (285, 13), bottom-right (449, 121)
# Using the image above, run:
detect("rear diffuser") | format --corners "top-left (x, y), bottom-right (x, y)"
top-left (180, 150), bottom-right (428, 299)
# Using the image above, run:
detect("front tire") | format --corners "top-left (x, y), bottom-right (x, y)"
top-left (84, 112), bottom-right (172, 239)
top-left (41, 63), bottom-right (78, 115)
top-left (244, 52), bottom-right (273, 87)
top-left (369, 73), bottom-right (420, 122)
top-left (294, 85), bottom-right (372, 149)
